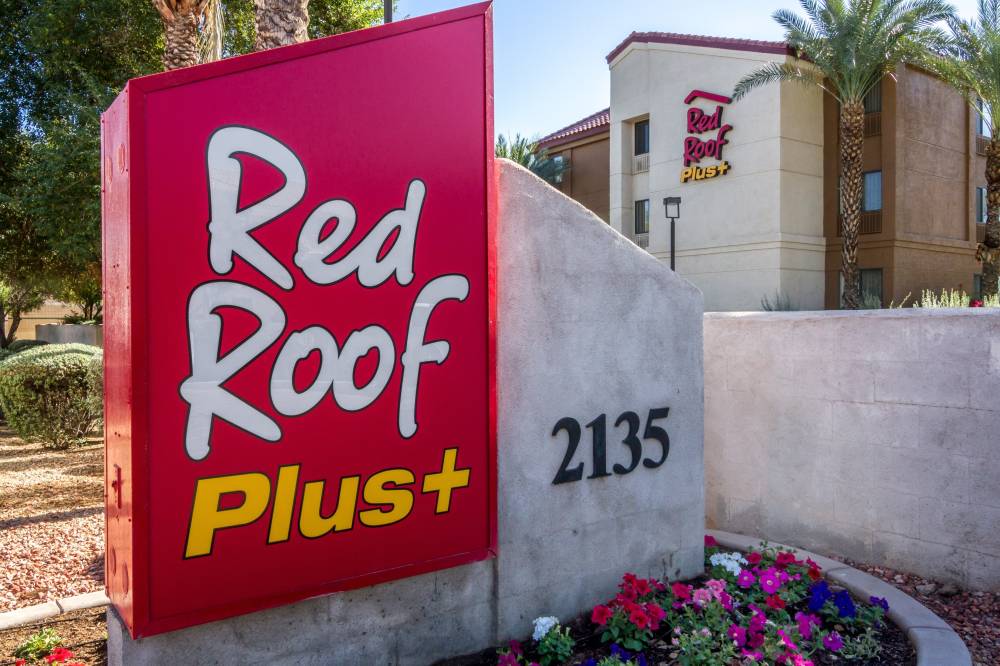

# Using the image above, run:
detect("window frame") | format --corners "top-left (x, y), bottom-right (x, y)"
top-left (634, 119), bottom-right (650, 157)
top-left (863, 170), bottom-right (883, 212)
top-left (633, 199), bottom-right (650, 235)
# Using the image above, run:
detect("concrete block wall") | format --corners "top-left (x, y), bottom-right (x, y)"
top-left (108, 160), bottom-right (705, 664)
top-left (704, 309), bottom-right (1000, 590)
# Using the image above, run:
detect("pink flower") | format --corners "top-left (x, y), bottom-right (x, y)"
top-left (719, 591), bottom-right (734, 611)
top-left (741, 648), bottom-right (764, 661)
top-left (759, 567), bottom-right (782, 595)
top-left (728, 624), bottom-right (747, 647)
top-left (777, 629), bottom-right (798, 650)
top-left (508, 640), bottom-right (523, 656)
top-left (693, 588), bottom-right (713, 607)
top-left (795, 611), bottom-right (821, 640)
top-left (823, 631), bottom-right (844, 652)
top-left (498, 654), bottom-right (518, 666)
top-left (705, 534), bottom-right (719, 547)
top-left (591, 604), bottom-right (613, 626)
top-left (747, 631), bottom-right (765, 649)
top-left (792, 656), bottom-right (815, 666)
top-left (749, 610), bottom-right (766, 634)
top-left (737, 570), bottom-right (756, 588)
top-left (706, 579), bottom-right (727, 595)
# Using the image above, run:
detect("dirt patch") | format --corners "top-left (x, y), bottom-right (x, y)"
top-left (0, 607), bottom-right (106, 666)
top-left (0, 426), bottom-right (104, 612)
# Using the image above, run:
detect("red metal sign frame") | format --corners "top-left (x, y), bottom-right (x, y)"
top-left (101, 2), bottom-right (495, 637)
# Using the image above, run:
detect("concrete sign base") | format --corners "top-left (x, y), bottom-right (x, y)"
top-left (107, 160), bottom-right (704, 665)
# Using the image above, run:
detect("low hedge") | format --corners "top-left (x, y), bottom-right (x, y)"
top-left (0, 343), bottom-right (103, 449)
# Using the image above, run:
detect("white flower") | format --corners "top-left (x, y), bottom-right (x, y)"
top-left (532, 616), bottom-right (559, 641)
top-left (709, 551), bottom-right (748, 577)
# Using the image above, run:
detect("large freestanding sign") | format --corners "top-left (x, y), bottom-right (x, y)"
top-left (101, 3), bottom-right (495, 637)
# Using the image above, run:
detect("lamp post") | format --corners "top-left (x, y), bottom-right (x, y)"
top-left (664, 196), bottom-right (681, 271)
top-left (384, 0), bottom-right (393, 23)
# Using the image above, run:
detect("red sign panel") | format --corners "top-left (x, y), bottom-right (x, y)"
top-left (101, 2), bottom-right (495, 637)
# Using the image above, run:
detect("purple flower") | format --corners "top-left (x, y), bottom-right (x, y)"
top-left (808, 581), bottom-right (831, 612)
top-left (795, 611), bottom-right (820, 640)
top-left (737, 570), bottom-right (756, 589)
top-left (728, 624), bottom-right (747, 647)
top-left (777, 629), bottom-right (798, 650)
top-left (823, 631), bottom-right (844, 652)
top-left (870, 596), bottom-right (890, 612)
top-left (834, 590), bottom-right (856, 618)
top-left (759, 567), bottom-right (782, 595)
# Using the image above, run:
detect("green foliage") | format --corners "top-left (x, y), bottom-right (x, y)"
top-left (12, 627), bottom-right (62, 661)
top-left (219, 0), bottom-right (386, 55)
top-left (733, 0), bottom-right (954, 104)
top-left (495, 133), bottom-right (570, 185)
top-left (0, 343), bottom-right (102, 449)
top-left (85, 348), bottom-right (104, 419)
top-left (760, 290), bottom-right (797, 311)
top-left (7, 339), bottom-right (48, 353)
top-left (537, 625), bottom-right (574, 666)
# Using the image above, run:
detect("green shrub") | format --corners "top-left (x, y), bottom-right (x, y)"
top-left (85, 349), bottom-right (103, 420)
top-left (0, 343), bottom-right (102, 449)
top-left (6, 338), bottom-right (49, 353)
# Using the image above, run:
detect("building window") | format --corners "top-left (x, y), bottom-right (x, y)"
top-left (863, 171), bottom-right (882, 211)
top-left (864, 81), bottom-right (882, 114)
top-left (977, 186), bottom-right (988, 223)
top-left (860, 268), bottom-right (883, 306)
top-left (634, 199), bottom-right (650, 235)
top-left (634, 120), bottom-right (649, 156)
top-left (978, 98), bottom-right (992, 138)
top-left (552, 155), bottom-right (566, 185)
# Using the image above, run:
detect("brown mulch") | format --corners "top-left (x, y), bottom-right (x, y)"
top-left (0, 607), bottom-right (106, 666)
top-left (837, 559), bottom-right (999, 666)
top-left (0, 426), bottom-right (104, 612)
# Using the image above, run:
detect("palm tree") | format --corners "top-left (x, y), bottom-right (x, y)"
top-left (152, 0), bottom-right (212, 70)
top-left (495, 133), bottom-right (570, 186)
top-left (929, 1), bottom-right (1000, 298)
top-left (733, 0), bottom-right (954, 309)
top-left (254, 0), bottom-right (310, 50)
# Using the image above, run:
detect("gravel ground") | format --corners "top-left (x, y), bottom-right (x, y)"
top-left (0, 426), bottom-right (104, 612)
top-left (838, 559), bottom-right (999, 666)
top-left (0, 607), bottom-right (106, 666)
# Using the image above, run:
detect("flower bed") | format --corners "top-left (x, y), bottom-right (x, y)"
top-left (440, 536), bottom-right (912, 666)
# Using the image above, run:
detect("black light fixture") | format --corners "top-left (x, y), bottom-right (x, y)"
top-left (384, 0), bottom-right (393, 23)
top-left (663, 196), bottom-right (682, 271)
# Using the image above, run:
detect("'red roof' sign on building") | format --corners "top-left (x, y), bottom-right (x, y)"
top-left (101, 2), bottom-right (495, 637)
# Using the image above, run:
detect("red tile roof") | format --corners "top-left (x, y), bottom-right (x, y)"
top-left (537, 107), bottom-right (611, 149)
top-left (606, 32), bottom-right (794, 63)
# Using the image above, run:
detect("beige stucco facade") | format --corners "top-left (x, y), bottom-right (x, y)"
top-left (609, 40), bottom-right (826, 312)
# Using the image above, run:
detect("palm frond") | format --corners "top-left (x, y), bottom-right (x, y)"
top-left (732, 62), bottom-right (827, 101)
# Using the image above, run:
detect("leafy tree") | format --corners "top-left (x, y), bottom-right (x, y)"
top-left (928, 0), bottom-right (1000, 297)
top-left (496, 133), bottom-right (570, 185)
top-left (733, 0), bottom-right (954, 309)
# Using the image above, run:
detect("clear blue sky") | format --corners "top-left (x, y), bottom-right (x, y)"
top-left (396, 0), bottom-right (981, 140)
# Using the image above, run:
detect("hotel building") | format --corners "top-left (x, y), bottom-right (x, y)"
top-left (538, 32), bottom-right (987, 311)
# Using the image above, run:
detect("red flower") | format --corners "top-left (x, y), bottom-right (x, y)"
top-left (622, 572), bottom-right (638, 586)
top-left (971, 299), bottom-right (984, 307)
top-left (807, 567), bottom-right (822, 582)
top-left (746, 552), bottom-right (762, 566)
top-left (508, 640), bottom-right (523, 656)
top-left (629, 608), bottom-right (650, 630)
top-left (671, 582), bottom-right (692, 600)
top-left (618, 585), bottom-right (638, 603)
top-left (46, 648), bottom-right (75, 664)
top-left (635, 578), bottom-right (652, 596)
top-left (15, 660), bottom-right (27, 666)
top-left (645, 602), bottom-right (666, 630)
top-left (705, 535), bottom-right (718, 547)
top-left (766, 595), bottom-right (786, 610)
top-left (591, 604), bottom-right (613, 626)
top-left (775, 552), bottom-right (797, 569)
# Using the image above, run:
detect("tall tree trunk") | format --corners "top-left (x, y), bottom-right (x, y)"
top-left (153, 1), bottom-right (205, 70)
top-left (254, 0), bottom-right (309, 51)
top-left (839, 100), bottom-right (865, 310)
top-left (979, 139), bottom-right (1000, 298)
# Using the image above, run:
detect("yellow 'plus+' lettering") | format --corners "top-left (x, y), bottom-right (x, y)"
top-left (422, 448), bottom-right (471, 514)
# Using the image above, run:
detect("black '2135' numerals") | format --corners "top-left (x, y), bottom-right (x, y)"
top-left (550, 407), bottom-right (670, 485)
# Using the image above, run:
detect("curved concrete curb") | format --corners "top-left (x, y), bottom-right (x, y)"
top-left (0, 591), bottom-right (109, 631)
top-left (708, 530), bottom-right (972, 666)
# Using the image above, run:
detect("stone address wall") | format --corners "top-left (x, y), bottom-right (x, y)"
top-left (704, 309), bottom-right (1000, 590)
